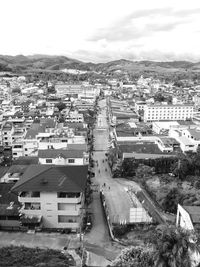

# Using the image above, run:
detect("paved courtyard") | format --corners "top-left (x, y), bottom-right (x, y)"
top-left (0, 231), bottom-right (71, 250)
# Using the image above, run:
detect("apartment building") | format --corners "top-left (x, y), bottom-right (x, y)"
top-left (135, 101), bottom-right (146, 112)
top-left (74, 100), bottom-right (94, 112)
top-left (23, 119), bottom-right (57, 157)
top-left (144, 103), bottom-right (194, 122)
top-left (1, 122), bottom-right (14, 146)
top-left (11, 165), bottom-right (88, 230)
top-left (65, 111), bottom-right (84, 123)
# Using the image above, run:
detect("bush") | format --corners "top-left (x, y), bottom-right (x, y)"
top-left (113, 225), bottom-right (129, 237)
top-left (0, 246), bottom-right (73, 267)
top-left (111, 246), bottom-right (154, 267)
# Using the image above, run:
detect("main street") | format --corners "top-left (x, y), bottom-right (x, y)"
top-left (84, 98), bottom-right (166, 266)
top-left (84, 99), bottom-right (122, 266)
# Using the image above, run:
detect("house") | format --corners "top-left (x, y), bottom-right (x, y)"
top-left (0, 183), bottom-right (21, 229)
top-left (0, 165), bottom-right (28, 183)
top-left (11, 165), bottom-right (88, 231)
top-left (38, 149), bottom-right (89, 165)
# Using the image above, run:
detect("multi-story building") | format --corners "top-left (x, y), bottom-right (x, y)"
top-left (23, 119), bottom-right (57, 157)
top-left (74, 100), bottom-right (94, 112)
top-left (11, 165), bottom-right (88, 231)
top-left (64, 111), bottom-right (84, 123)
top-left (135, 101), bottom-right (146, 112)
top-left (144, 103), bottom-right (194, 122)
top-left (1, 122), bottom-right (14, 146)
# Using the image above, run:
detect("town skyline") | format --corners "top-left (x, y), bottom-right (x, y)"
top-left (1, 0), bottom-right (200, 63)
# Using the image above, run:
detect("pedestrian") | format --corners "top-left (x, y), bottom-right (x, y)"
top-left (99, 169), bottom-right (100, 173)
top-left (104, 182), bottom-right (106, 187)
top-left (105, 168), bottom-right (107, 172)
top-left (109, 186), bottom-right (110, 190)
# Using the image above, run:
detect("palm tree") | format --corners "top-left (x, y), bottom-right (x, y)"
top-left (151, 225), bottom-right (198, 267)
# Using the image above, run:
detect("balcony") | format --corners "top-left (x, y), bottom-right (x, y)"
top-left (57, 222), bottom-right (79, 229)
top-left (57, 192), bottom-right (82, 203)
top-left (20, 203), bottom-right (41, 216)
top-left (57, 210), bottom-right (80, 216)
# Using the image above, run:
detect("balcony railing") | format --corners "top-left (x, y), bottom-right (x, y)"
top-left (20, 192), bottom-right (40, 198)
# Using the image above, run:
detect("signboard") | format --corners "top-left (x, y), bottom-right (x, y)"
top-left (129, 207), bottom-right (152, 223)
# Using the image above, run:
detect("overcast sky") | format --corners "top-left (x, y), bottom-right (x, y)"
top-left (1, 0), bottom-right (200, 62)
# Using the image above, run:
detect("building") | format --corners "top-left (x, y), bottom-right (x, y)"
top-left (135, 101), bottom-right (146, 112)
top-left (1, 122), bottom-right (14, 146)
top-left (38, 149), bottom-right (89, 165)
top-left (152, 121), bottom-right (180, 134)
top-left (11, 165), bottom-right (88, 231)
top-left (0, 183), bottom-right (21, 229)
top-left (176, 204), bottom-right (195, 230)
top-left (23, 119), bottom-right (57, 157)
top-left (144, 103), bottom-right (194, 122)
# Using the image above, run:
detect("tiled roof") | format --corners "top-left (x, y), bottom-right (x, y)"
top-left (11, 165), bottom-right (88, 193)
top-left (0, 167), bottom-right (10, 179)
top-left (38, 149), bottom-right (85, 159)
top-left (7, 165), bottom-right (29, 174)
top-left (68, 143), bottom-right (87, 150)
top-left (13, 157), bottom-right (39, 165)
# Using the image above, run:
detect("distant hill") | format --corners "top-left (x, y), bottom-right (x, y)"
top-left (0, 54), bottom-right (200, 73)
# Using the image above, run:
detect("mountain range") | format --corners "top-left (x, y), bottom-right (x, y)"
top-left (0, 54), bottom-right (200, 73)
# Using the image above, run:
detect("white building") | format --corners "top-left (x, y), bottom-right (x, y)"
top-left (135, 101), bottom-right (146, 112)
top-left (152, 121), bottom-right (180, 134)
top-left (11, 165), bottom-right (88, 230)
top-left (38, 149), bottom-right (89, 165)
top-left (144, 103), bottom-right (194, 122)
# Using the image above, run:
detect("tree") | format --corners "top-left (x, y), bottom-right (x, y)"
top-left (154, 93), bottom-right (165, 102)
top-left (160, 187), bottom-right (183, 213)
top-left (150, 225), bottom-right (199, 267)
top-left (135, 164), bottom-right (155, 179)
top-left (111, 246), bottom-right (154, 267)
top-left (56, 102), bottom-right (66, 111)
top-left (121, 158), bottom-right (138, 178)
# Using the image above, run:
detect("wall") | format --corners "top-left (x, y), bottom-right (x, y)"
top-left (19, 192), bottom-right (84, 230)
top-left (39, 157), bottom-right (84, 165)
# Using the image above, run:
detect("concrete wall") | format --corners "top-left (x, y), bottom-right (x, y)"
top-left (19, 192), bottom-right (84, 230)
top-left (39, 157), bottom-right (84, 165)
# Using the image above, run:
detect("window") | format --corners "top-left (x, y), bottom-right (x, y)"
top-left (46, 159), bottom-right (52, 163)
top-left (57, 192), bottom-right (80, 198)
top-left (58, 215), bottom-right (77, 223)
top-left (68, 159), bottom-right (75, 163)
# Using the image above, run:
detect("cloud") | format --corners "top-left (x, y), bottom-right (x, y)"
top-left (72, 47), bottom-right (200, 63)
top-left (88, 7), bottom-right (199, 42)
top-left (88, 19), bottom-right (188, 42)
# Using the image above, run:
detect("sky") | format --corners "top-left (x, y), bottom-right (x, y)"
top-left (1, 0), bottom-right (200, 62)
